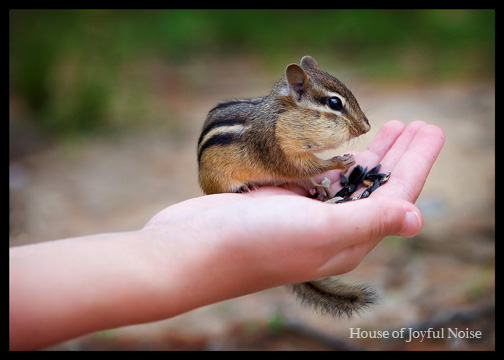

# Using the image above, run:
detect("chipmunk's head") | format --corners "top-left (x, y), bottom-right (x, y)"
top-left (276, 55), bottom-right (370, 153)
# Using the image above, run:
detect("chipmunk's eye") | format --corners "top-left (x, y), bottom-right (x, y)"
top-left (327, 96), bottom-right (343, 111)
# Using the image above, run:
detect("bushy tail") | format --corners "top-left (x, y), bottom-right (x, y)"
top-left (288, 277), bottom-right (378, 318)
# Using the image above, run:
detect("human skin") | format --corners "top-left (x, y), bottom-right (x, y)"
top-left (9, 120), bottom-right (444, 350)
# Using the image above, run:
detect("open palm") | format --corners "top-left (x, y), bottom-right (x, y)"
top-left (144, 120), bottom-right (445, 287)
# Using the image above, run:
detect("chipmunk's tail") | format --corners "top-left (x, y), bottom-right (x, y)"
top-left (288, 277), bottom-right (378, 318)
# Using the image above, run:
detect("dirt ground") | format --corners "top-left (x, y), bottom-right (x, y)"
top-left (9, 58), bottom-right (495, 350)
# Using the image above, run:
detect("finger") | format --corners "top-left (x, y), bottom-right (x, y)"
top-left (377, 123), bottom-right (445, 202)
top-left (354, 120), bottom-right (406, 168)
top-left (352, 121), bottom-right (427, 200)
top-left (324, 196), bottom-right (422, 248)
top-left (323, 120), bottom-right (406, 191)
top-left (316, 197), bottom-right (423, 276)
top-left (379, 120), bottom-right (428, 173)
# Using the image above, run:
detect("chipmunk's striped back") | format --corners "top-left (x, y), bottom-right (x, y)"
top-left (197, 96), bottom-right (281, 194)
top-left (197, 98), bottom-right (264, 164)
top-left (197, 118), bottom-right (247, 163)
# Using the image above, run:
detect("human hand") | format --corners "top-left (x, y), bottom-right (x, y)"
top-left (9, 120), bottom-right (444, 350)
top-left (143, 120), bottom-right (445, 295)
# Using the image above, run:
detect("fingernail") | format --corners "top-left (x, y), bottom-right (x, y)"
top-left (400, 211), bottom-right (422, 237)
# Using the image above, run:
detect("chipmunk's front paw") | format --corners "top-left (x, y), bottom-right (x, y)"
top-left (338, 153), bottom-right (355, 169)
top-left (238, 183), bottom-right (259, 193)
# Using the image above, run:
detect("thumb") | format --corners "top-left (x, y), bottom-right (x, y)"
top-left (397, 205), bottom-right (424, 238)
top-left (311, 197), bottom-right (423, 278)
top-left (356, 197), bottom-right (423, 239)
top-left (325, 196), bottom-right (423, 247)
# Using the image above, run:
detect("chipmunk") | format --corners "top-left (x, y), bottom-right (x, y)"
top-left (197, 56), bottom-right (376, 317)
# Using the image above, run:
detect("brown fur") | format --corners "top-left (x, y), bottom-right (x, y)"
top-left (197, 55), bottom-right (370, 194)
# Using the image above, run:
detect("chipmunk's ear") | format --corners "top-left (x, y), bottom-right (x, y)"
top-left (300, 55), bottom-right (319, 71)
top-left (286, 64), bottom-right (310, 101)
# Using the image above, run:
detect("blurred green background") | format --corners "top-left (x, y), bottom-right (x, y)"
top-left (10, 9), bottom-right (494, 140)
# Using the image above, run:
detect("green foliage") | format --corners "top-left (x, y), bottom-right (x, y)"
top-left (9, 9), bottom-right (495, 138)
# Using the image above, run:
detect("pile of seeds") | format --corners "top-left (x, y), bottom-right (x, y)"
top-left (326, 164), bottom-right (391, 204)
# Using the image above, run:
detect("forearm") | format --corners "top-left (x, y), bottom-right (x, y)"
top-left (9, 229), bottom-right (247, 350)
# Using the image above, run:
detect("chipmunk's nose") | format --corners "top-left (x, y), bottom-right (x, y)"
top-left (360, 117), bottom-right (371, 134)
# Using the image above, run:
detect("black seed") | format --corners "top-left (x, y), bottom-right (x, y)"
top-left (369, 179), bottom-right (381, 193)
top-left (348, 165), bottom-right (366, 184)
top-left (340, 175), bottom-right (349, 187)
top-left (359, 189), bottom-right (371, 198)
top-left (366, 164), bottom-right (381, 176)
top-left (379, 172), bottom-right (391, 184)
top-left (335, 187), bottom-right (351, 197)
top-left (334, 197), bottom-right (353, 204)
